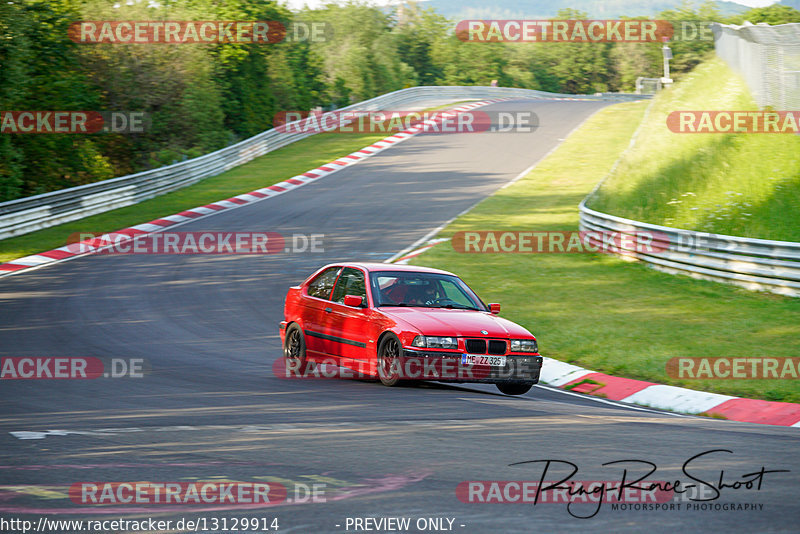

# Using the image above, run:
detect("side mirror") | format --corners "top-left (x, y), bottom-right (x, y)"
top-left (489, 303), bottom-right (501, 315)
top-left (343, 295), bottom-right (364, 307)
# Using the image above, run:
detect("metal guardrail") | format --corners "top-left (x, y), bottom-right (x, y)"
top-left (579, 200), bottom-right (800, 297)
top-left (0, 86), bottom-right (647, 240)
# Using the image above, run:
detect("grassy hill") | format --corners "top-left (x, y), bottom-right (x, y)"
top-left (586, 57), bottom-right (800, 242)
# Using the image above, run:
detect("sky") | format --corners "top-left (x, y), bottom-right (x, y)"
top-left (281, 0), bottom-right (780, 11)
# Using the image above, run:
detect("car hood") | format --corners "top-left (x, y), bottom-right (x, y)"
top-left (379, 308), bottom-right (533, 338)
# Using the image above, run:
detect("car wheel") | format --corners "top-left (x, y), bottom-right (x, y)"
top-left (496, 382), bottom-right (533, 395)
top-left (283, 324), bottom-right (307, 375)
top-left (377, 333), bottom-right (402, 387)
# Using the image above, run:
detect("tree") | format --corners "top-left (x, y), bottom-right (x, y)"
top-left (301, 2), bottom-right (415, 102)
top-left (727, 5), bottom-right (800, 25)
top-left (393, 3), bottom-right (449, 85)
top-left (0, 1), bottom-right (30, 200)
top-left (657, 1), bottom-right (720, 76)
top-left (0, 0), bottom-right (112, 199)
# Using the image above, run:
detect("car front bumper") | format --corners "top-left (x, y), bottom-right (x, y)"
top-left (401, 348), bottom-right (542, 384)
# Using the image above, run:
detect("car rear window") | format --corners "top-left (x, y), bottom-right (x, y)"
top-left (306, 267), bottom-right (341, 300)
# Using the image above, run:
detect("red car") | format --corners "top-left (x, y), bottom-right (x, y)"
top-left (279, 263), bottom-right (543, 395)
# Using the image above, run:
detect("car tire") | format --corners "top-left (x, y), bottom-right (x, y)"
top-left (496, 382), bottom-right (533, 395)
top-left (283, 324), bottom-right (307, 375)
top-left (377, 333), bottom-right (402, 387)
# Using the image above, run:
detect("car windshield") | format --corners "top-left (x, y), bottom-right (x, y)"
top-left (370, 271), bottom-right (486, 311)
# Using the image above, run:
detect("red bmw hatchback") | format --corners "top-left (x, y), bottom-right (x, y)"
top-left (279, 263), bottom-right (543, 395)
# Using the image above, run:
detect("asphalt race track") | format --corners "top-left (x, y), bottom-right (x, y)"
top-left (1, 99), bottom-right (798, 533)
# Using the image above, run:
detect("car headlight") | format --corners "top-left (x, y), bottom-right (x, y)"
top-left (510, 339), bottom-right (538, 353)
top-left (411, 335), bottom-right (458, 350)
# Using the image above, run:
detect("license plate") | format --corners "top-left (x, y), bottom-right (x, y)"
top-left (461, 354), bottom-right (506, 367)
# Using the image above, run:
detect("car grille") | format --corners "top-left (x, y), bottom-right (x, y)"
top-left (465, 339), bottom-right (507, 355)
top-left (488, 340), bottom-right (507, 355)
top-left (465, 339), bottom-right (486, 354)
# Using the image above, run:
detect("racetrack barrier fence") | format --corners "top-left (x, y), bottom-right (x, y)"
top-left (713, 22), bottom-right (800, 110)
top-left (579, 200), bottom-right (800, 297)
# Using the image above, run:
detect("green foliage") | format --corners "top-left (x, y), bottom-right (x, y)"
top-left (727, 4), bottom-right (800, 25)
top-left (657, 1), bottom-right (719, 74)
top-left (0, 0), bottom-right (112, 199)
top-left (423, 0), bottom-right (749, 19)
top-left (393, 4), bottom-right (450, 85)
top-left (437, 40), bottom-right (514, 86)
top-left (0, 1), bottom-right (29, 199)
top-left (300, 2), bottom-right (415, 102)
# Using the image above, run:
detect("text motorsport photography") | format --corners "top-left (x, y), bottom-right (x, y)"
top-left (458, 450), bottom-right (788, 519)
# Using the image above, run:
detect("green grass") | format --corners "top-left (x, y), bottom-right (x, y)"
top-left (587, 57), bottom-right (800, 241)
top-left (0, 132), bottom-right (388, 263)
top-left (409, 98), bottom-right (800, 404)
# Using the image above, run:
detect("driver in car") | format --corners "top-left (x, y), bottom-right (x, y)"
top-left (406, 284), bottom-right (437, 306)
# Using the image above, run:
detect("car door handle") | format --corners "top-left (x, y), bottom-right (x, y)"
top-left (325, 307), bottom-right (332, 313)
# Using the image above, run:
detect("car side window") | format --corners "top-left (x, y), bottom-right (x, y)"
top-left (331, 268), bottom-right (367, 305)
top-left (306, 267), bottom-right (341, 300)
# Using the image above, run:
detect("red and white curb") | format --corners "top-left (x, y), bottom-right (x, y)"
top-left (392, 238), bottom-right (449, 264)
top-left (0, 100), bottom-right (507, 278)
top-left (540, 358), bottom-right (800, 427)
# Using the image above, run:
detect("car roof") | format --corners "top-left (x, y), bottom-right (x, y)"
top-left (327, 262), bottom-right (457, 277)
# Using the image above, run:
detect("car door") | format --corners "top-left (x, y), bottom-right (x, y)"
top-left (301, 266), bottom-right (341, 359)
top-left (326, 267), bottom-right (372, 365)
